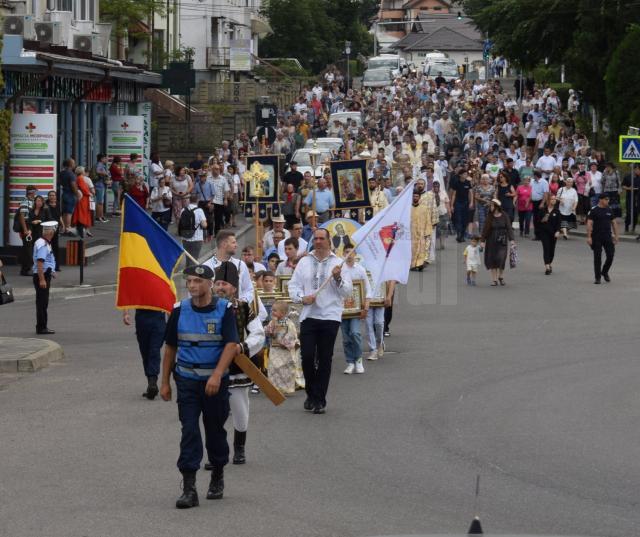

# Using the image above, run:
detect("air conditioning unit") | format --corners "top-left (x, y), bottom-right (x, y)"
top-left (35, 21), bottom-right (63, 45)
top-left (3, 15), bottom-right (36, 40)
top-left (46, 10), bottom-right (73, 45)
top-left (7, 0), bottom-right (27, 14)
top-left (94, 22), bottom-right (112, 58)
top-left (74, 20), bottom-right (94, 34)
top-left (73, 33), bottom-right (100, 55)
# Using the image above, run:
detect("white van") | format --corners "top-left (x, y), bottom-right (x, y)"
top-left (366, 55), bottom-right (407, 77)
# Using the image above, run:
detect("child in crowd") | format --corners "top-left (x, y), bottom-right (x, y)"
top-left (341, 246), bottom-right (372, 372)
top-left (265, 301), bottom-right (300, 395)
top-left (253, 270), bottom-right (265, 290)
top-left (463, 236), bottom-right (482, 286)
top-left (266, 252), bottom-right (280, 273)
top-left (262, 271), bottom-right (277, 294)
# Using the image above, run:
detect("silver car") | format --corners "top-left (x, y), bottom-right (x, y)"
top-left (362, 68), bottom-right (394, 88)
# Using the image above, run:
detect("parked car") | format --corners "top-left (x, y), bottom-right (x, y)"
top-left (287, 148), bottom-right (333, 178)
top-left (424, 63), bottom-right (460, 82)
top-left (362, 68), bottom-right (394, 88)
top-left (366, 54), bottom-right (407, 77)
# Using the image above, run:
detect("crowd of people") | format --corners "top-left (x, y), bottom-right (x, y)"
top-left (11, 60), bottom-right (635, 506)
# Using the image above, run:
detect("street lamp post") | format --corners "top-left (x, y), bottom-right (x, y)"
top-left (345, 41), bottom-right (351, 91)
top-left (309, 140), bottom-right (321, 229)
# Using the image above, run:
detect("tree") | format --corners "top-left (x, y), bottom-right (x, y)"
top-left (0, 35), bottom-right (11, 166)
top-left (100, 0), bottom-right (165, 62)
top-left (606, 25), bottom-right (640, 136)
top-left (459, 0), bottom-right (640, 136)
top-left (259, 0), bottom-right (373, 73)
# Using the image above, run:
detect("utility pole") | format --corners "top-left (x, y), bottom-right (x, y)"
top-left (345, 41), bottom-right (351, 91)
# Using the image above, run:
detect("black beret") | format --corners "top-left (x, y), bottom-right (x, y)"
top-left (214, 261), bottom-right (239, 289)
top-left (183, 264), bottom-right (214, 279)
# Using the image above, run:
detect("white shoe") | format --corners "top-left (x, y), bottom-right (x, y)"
top-left (366, 350), bottom-right (378, 361)
top-left (355, 359), bottom-right (365, 374)
top-left (377, 346), bottom-right (384, 359)
top-left (344, 363), bottom-right (355, 375)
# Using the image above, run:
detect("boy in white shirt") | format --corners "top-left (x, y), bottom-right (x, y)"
top-left (463, 236), bottom-right (482, 286)
top-left (179, 193), bottom-right (207, 266)
top-left (340, 246), bottom-right (372, 374)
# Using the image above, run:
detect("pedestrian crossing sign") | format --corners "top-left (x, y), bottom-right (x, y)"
top-left (619, 135), bottom-right (640, 162)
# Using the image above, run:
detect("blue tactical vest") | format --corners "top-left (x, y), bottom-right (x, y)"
top-left (176, 297), bottom-right (229, 381)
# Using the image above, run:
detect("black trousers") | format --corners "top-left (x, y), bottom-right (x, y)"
top-left (592, 237), bottom-right (615, 280)
top-left (625, 193), bottom-right (639, 230)
top-left (213, 203), bottom-right (225, 236)
top-left (33, 272), bottom-right (51, 331)
top-left (299, 318), bottom-right (340, 407)
top-left (540, 230), bottom-right (557, 265)
top-left (21, 235), bottom-right (34, 273)
top-left (135, 310), bottom-right (166, 378)
top-left (531, 200), bottom-right (542, 239)
top-left (384, 304), bottom-right (393, 332)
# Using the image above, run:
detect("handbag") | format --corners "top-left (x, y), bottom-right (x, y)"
top-left (509, 243), bottom-right (518, 269)
top-left (0, 273), bottom-right (14, 305)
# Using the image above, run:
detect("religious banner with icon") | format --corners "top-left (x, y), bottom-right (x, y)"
top-left (329, 159), bottom-right (371, 210)
top-left (8, 113), bottom-right (58, 246)
top-left (244, 155), bottom-right (279, 203)
top-left (244, 203), bottom-right (280, 218)
top-left (316, 218), bottom-right (362, 258)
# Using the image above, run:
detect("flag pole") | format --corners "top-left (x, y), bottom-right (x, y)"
top-left (312, 180), bottom-right (417, 296)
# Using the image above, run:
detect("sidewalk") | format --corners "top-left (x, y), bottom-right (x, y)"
top-left (0, 337), bottom-right (64, 373)
top-left (4, 216), bottom-right (254, 301)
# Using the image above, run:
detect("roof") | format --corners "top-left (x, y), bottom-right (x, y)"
top-left (404, 26), bottom-right (483, 51)
top-left (402, 0), bottom-right (451, 8)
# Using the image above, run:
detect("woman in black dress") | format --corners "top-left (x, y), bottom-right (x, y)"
top-left (497, 171), bottom-right (516, 222)
top-left (538, 194), bottom-right (562, 275)
top-left (44, 190), bottom-right (64, 271)
top-left (481, 199), bottom-right (515, 286)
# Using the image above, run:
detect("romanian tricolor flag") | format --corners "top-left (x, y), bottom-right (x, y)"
top-left (116, 195), bottom-right (185, 313)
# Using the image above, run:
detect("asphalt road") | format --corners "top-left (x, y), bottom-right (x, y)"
top-left (1, 235), bottom-right (640, 537)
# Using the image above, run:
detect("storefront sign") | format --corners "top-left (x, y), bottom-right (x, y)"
top-left (230, 39), bottom-right (252, 71)
top-left (8, 113), bottom-right (58, 246)
top-left (107, 115), bottom-right (144, 172)
top-left (137, 102), bottom-right (152, 182)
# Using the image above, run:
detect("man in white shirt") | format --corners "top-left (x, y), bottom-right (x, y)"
top-left (241, 245), bottom-right (266, 273)
top-left (288, 228), bottom-right (352, 414)
top-left (277, 221), bottom-right (308, 258)
top-left (535, 147), bottom-right (557, 178)
top-left (262, 215), bottom-right (291, 251)
top-left (180, 193), bottom-right (207, 267)
top-left (203, 229), bottom-right (256, 308)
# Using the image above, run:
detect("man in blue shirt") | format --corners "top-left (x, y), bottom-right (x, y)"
top-left (530, 171), bottom-right (549, 240)
top-left (32, 221), bottom-right (58, 334)
top-left (161, 263), bottom-right (240, 508)
top-left (304, 177), bottom-right (335, 224)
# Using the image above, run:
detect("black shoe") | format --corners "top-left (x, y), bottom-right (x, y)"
top-left (206, 470), bottom-right (224, 500)
top-left (36, 328), bottom-right (55, 334)
top-left (204, 462), bottom-right (213, 471)
top-left (603, 273), bottom-right (611, 282)
top-left (303, 398), bottom-right (314, 411)
top-left (20, 270), bottom-right (33, 277)
top-left (143, 376), bottom-right (159, 400)
top-left (545, 269), bottom-right (551, 275)
top-left (313, 403), bottom-right (326, 414)
top-left (176, 472), bottom-right (199, 509)
top-left (383, 330), bottom-right (390, 337)
top-left (594, 279), bottom-right (601, 284)
top-left (233, 430), bottom-right (246, 465)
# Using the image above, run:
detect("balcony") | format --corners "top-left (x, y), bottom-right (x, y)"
top-left (206, 47), bottom-right (230, 68)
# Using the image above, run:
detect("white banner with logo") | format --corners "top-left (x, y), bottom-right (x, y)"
top-left (8, 113), bottom-right (58, 246)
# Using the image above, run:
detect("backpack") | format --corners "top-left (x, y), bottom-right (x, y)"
top-left (12, 207), bottom-right (24, 233)
top-left (178, 207), bottom-right (197, 238)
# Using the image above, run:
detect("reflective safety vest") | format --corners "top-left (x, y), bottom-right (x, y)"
top-left (176, 297), bottom-right (229, 381)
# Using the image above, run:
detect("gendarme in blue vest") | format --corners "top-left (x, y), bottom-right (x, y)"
top-left (176, 297), bottom-right (229, 381)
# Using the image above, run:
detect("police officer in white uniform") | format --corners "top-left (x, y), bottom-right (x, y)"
top-left (32, 221), bottom-right (58, 334)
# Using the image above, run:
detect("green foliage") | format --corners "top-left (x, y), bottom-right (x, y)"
top-left (606, 25), bottom-right (640, 136)
top-left (260, 0), bottom-right (373, 73)
top-left (460, 0), bottom-right (640, 137)
top-left (101, 0), bottom-right (165, 39)
top-left (0, 33), bottom-right (11, 165)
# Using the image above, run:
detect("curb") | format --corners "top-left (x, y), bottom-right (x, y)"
top-left (0, 338), bottom-right (64, 373)
top-left (11, 223), bottom-right (254, 302)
